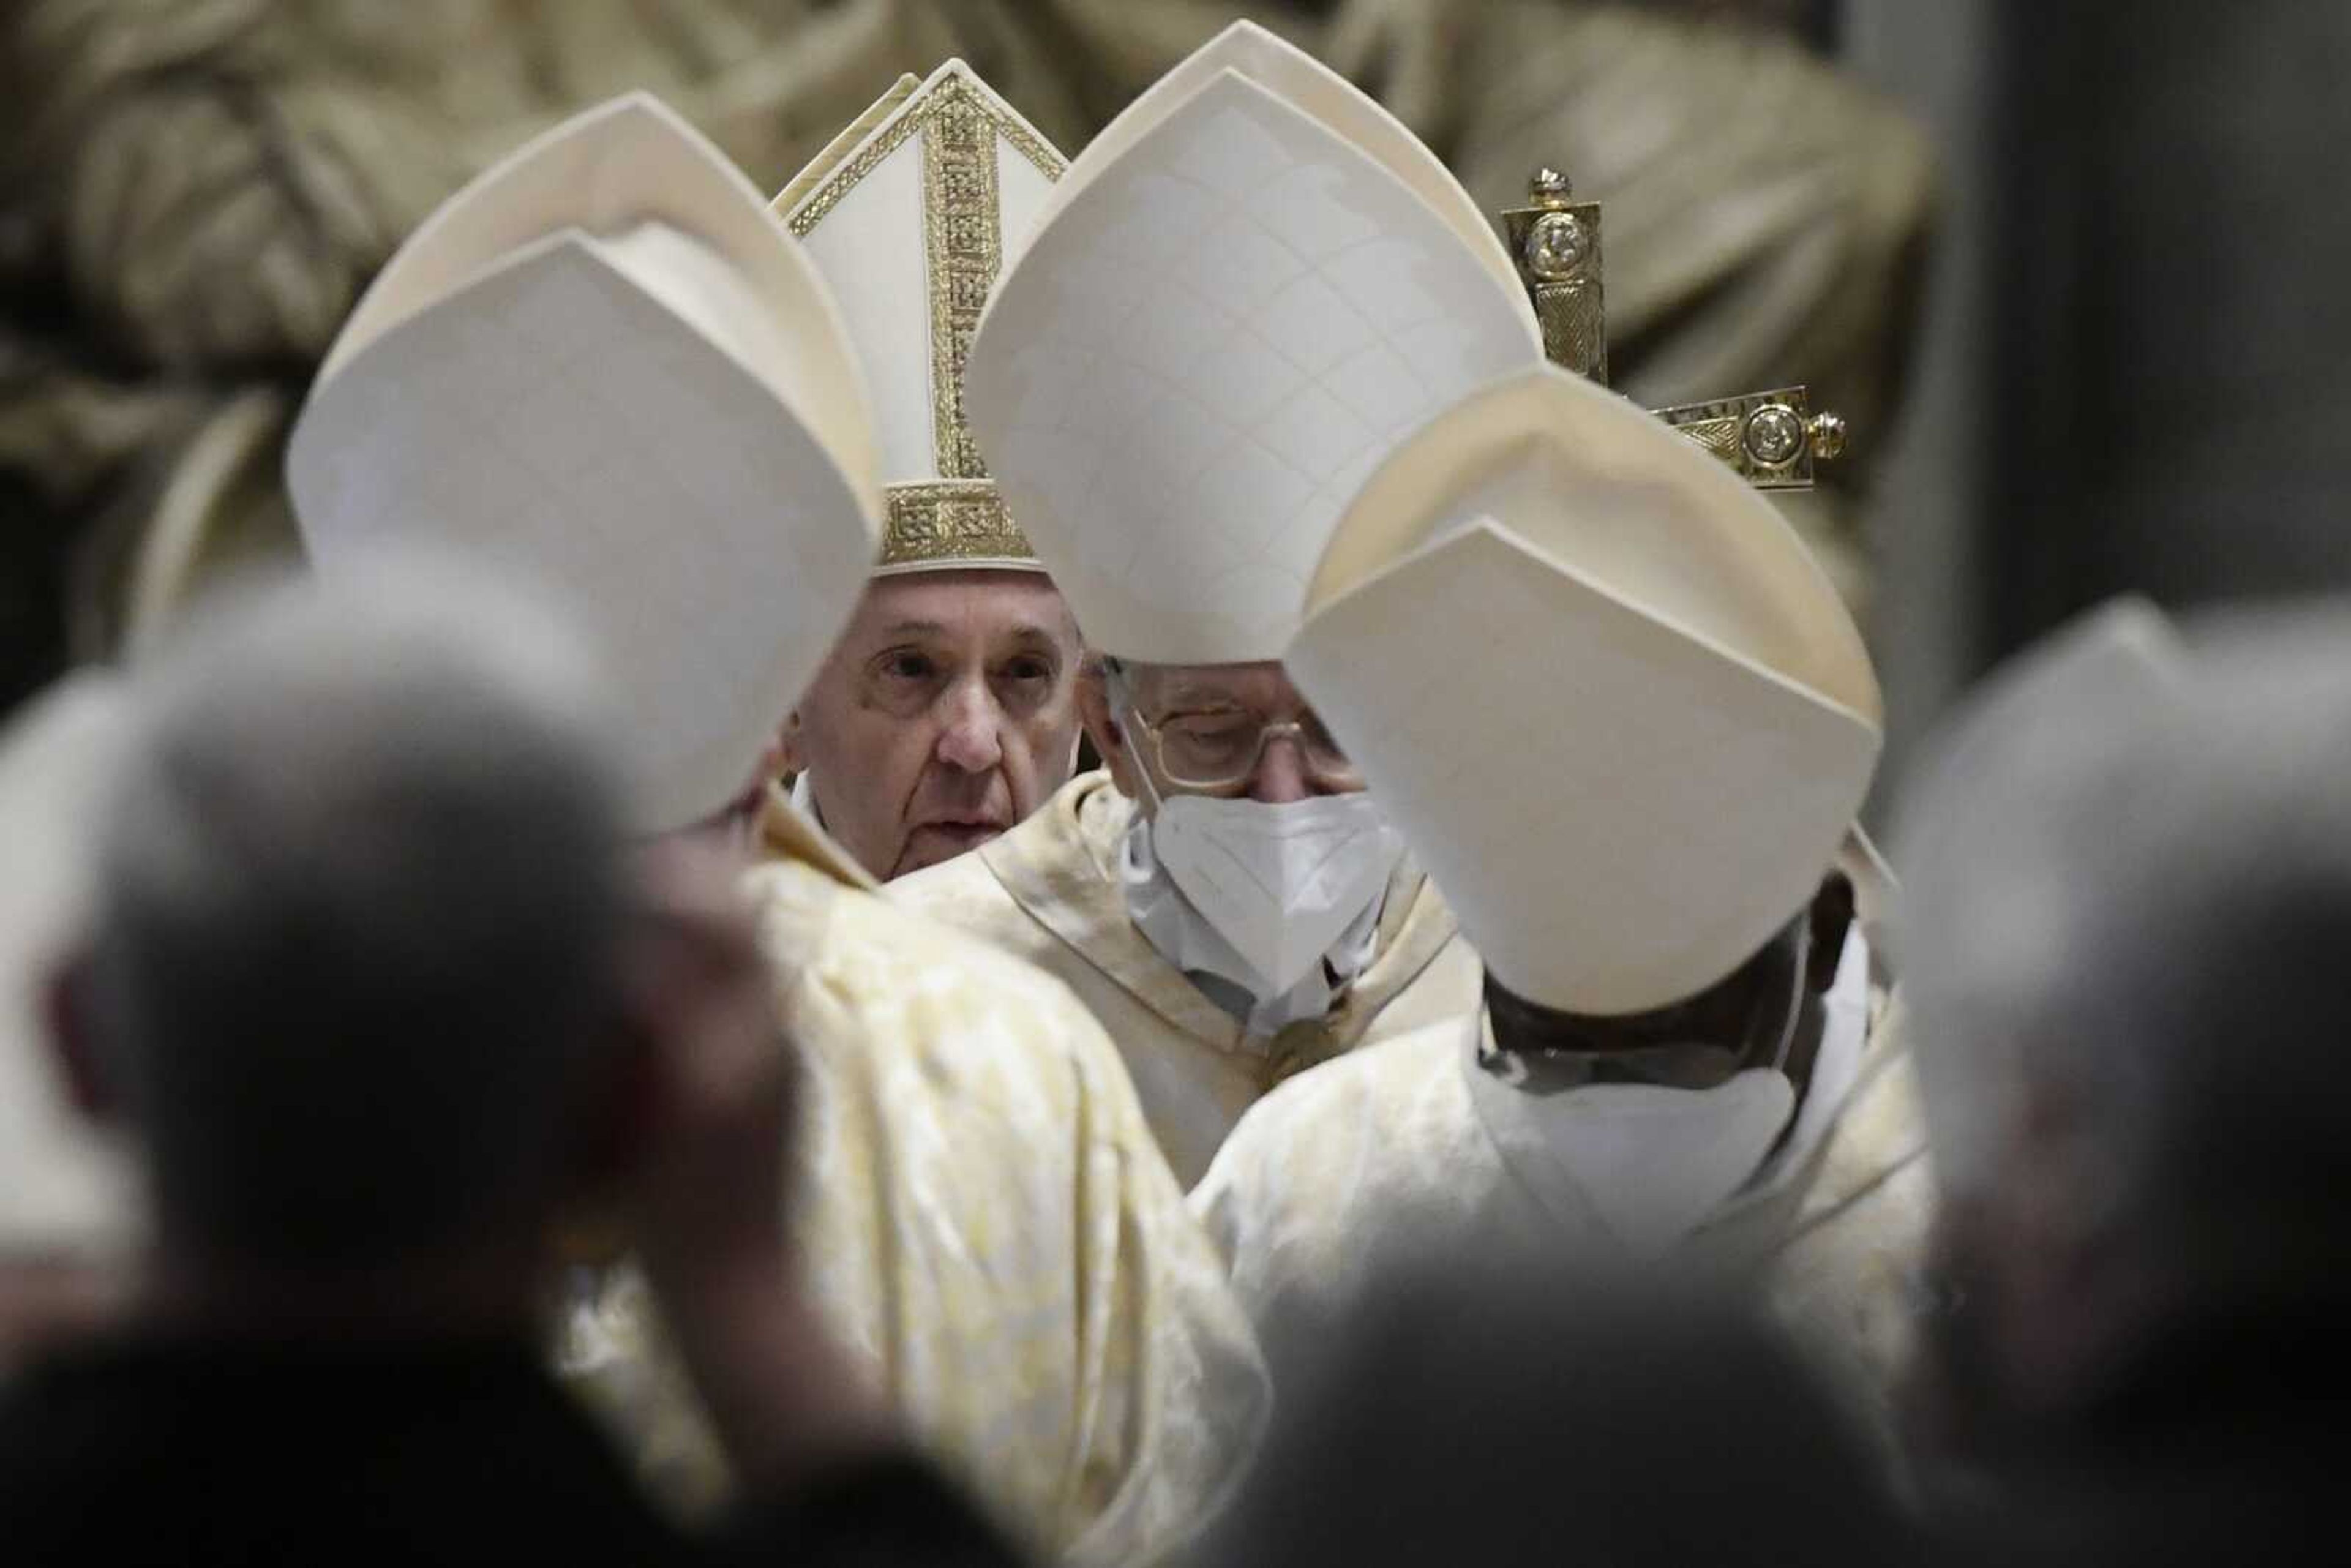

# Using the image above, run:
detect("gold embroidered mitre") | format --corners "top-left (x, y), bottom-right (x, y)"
top-left (772, 63), bottom-right (1064, 574)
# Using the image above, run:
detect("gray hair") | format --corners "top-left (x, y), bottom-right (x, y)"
top-left (86, 565), bottom-right (631, 1267)
top-left (1897, 598), bottom-right (2351, 1256)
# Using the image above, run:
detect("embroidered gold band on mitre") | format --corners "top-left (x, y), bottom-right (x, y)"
top-left (776, 69), bottom-right (1063, 578)
top-left (879, 480), bottom-right (1040, 572)
top-left (779, 75), bottom-right (1061, 483)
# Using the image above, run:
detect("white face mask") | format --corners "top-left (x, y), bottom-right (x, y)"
top-left (1138, 782), bottom-right (1406, 999)
top-left (1523, 1073), bottom-right (1801, 1257)
top-left (1470, 920), bottom-right (1853, 1258)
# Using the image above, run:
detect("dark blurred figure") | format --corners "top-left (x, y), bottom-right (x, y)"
top-left (0, 569), bottom-right (1023, 1568)
top-left (1897, 598), bottom-right (2351, 1564)
top-left (0, 675), bottom-right (135, 1370)
top-left (1197, 1251), bottom-right (1919, 1568)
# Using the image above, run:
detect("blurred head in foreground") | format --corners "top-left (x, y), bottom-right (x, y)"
top-left (1, 677), bottom-right (139, 1357)
top-left (44, 566), bottom-right (643, 1299)
top-left (1898, 598), bottom-right (2351, 1513)
top-left (1200, 1248), bottom-right (1913, 1568)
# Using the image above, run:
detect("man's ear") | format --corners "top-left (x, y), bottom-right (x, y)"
top-left (42, 951), bottom-right (121, 1127)
top-left (1076, 661), bottom-right (1139, 800)
top-left (1805, 870), bottom-right (1858, 994)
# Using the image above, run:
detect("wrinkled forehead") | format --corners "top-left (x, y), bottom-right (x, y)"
top-left (1125, 659), bottom-right (1303, 715)
top-left (842, 568), bottom-right (1078, 648)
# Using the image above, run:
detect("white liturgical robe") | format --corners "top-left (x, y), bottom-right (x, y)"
top-left (889, 770), bottom-right (1486, 1186)
top-left (1190, 930), bottom-right (1935, 1446)
top-left (563, 792), bottom-right (1269, 1565)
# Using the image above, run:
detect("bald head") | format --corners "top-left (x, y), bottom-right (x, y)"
top-left (76, 569), bottom-right (632, 1270)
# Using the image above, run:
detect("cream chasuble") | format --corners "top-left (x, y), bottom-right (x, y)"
top-left (563, 791), bottom-right (1269, 1565)
top-left (1190, 936), bottom-right (1935, 1451)
top-left (889, 769), bottom-right (1485, 1187)
top-left (282, 88), bottom-right (1264, 1565)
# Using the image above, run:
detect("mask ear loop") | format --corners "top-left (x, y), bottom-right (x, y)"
top-left (1104, 661), bottom-right (1171, 817)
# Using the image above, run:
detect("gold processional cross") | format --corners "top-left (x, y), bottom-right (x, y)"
top-left (1501, 168), bottom-right (1848, 489)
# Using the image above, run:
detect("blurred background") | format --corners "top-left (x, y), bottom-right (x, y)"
top-left (2, 0), bottom-right (2343, 808)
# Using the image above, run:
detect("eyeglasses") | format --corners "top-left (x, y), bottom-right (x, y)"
top-left (1122, 703), bottom-right (1363, 792)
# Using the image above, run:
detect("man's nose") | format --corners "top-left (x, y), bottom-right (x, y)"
top-left (935, 678), bottom-right (1005, 774)
top-left (1247, 733), bottom-right (1312, 805)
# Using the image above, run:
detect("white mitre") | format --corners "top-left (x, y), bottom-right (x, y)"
top-left (287, 93), bottom-right (883, 832)
top-left (0, 676), bottom-right (137, 1258)
top-left (1287, 364), bottom-right (1884, 1015)
top-left (964, 20), bottom-right (1543, 664)
top-left (771, 61), bottom-right (1066, 576)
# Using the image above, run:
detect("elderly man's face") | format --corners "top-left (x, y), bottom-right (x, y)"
top-left (1079, 659), bottom-right (1363, 814)
top-left (786, 570), bottom-right (1082, 880)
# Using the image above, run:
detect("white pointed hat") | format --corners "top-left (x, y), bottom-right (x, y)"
top-left (1287, 364), bottom-right (1884, 1015)
top-left (288, 93), bottom-right (883, 832)
top-left (0, 676), bottom-right (137, 1256)
top-left (964, 21), bottom-right (1543, 665)
top-left (771, 61), bottom-right (1068, 575)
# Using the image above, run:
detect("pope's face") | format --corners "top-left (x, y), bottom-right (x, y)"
top-left (786, 571), bottom-right (1083, 880)
top-left (1081, 659), bottom-right (1364, 814)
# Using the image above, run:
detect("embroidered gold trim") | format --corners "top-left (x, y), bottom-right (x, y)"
top-left (780, 72), bottom-right (1065, 238)
top-left (777, 72), bottom-right (1068, 502)
top-left (989, 111), bottom-right (1064, 184)
top-left (881, 481), bottom-right (1037, 568)
top-left (771, 73), bottom-right (920, 220)
top-left (922, 88), bottom-right (999, 480)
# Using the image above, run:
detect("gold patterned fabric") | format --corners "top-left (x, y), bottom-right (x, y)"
top-left (888, 770), bottom-right (1484, 1187)
top-left (879, 480), bottom-right (1035, 569)
top-left (1189, 976), bottom-right (1936, 1457)
top-left (561, 791), bottom-right (1270, 1564)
